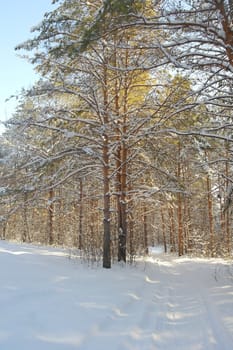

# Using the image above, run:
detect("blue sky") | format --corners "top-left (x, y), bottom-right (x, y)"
top-left (0, 0), bottom-right (54, 132)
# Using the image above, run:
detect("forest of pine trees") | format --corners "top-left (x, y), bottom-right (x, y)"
top-left (1, 0), bottom-right (233, 268)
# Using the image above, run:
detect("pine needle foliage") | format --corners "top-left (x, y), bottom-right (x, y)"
top-left (80, 0), bottom-right (145, 51)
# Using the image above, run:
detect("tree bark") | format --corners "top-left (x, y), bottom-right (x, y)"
top-left (206, 174), bottom-right (214, 257)
top-left (224, 142), bottom-right (231, 255)
top-left (102, 63), bottom-right (111, 268)
top-left (117, 46), bottom-right (129, 263)
top-left (168, 206), bottom-right (176, 252)
top-left (161, 207), bottom-right (167, 253)
top-left (22, 192), bottom-right (30, 242)
top-left (78, 178), bottom-right (84, 250)
top-left (177, 141), bottom-right (183, 256)
top-left (143, 205), bottom-right (149, 255)
top-left (48, 189), bottom-right (54, 245)
top-left (103, 147), bottom-right (111, 268)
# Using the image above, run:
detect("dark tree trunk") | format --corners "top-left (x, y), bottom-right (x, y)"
top-left (48, 189), bottom-right (54, 245)
top-left (161, 207), bottom-right (167, 253)
top-left (102, 63), bottom-right (111, 269)
top-left (177, 141), bottom-right (183, 256)
top-left (103, 154), bottom-right (111, 268)
top-left (78, 178), bottom-right (84, 250)
top-left (143, 205), bottom-right (149, 255)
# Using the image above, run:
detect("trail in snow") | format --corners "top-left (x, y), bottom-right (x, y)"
top-left (0, 241), bottom-right (233, 350)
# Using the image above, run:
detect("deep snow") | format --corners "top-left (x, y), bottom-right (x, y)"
top-left (0, 241), bottom-right (233, 349)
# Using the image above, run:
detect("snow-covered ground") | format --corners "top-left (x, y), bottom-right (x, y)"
top-left (0, 241), bottom-right (233, 350)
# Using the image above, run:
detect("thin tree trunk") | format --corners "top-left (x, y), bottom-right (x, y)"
top-left (224, 143), bottom-right (231, 255)
top-left (2, 220), bottom-right (7, 240)
top-left (118, 142), bottom-right (127, 262)
top-left (48, 189), bottom-right (54, 245)
top-left (113, 51), bottom-right (125, 261)
top-left (177, 193), bottom-right (183, 256)
top-left (143, 205), bottom-right (149, 255)
top-left (102, 63), bottom-right (111, 269)
top-left (103, 149), bottom-right (111, 268)
top-left (117, 47), bottom-right (129, 263)
top-left (78, 178), bottom-right (84, 250)
top-left (22, 192), bottom-right (29, 242)
top-left (161, 207), bottom-right (167, 253)
top-left (206, 174), bottom-right (214, 257)
top-left (168, 206), bottom-right (176, 252)
top-left (128, 181), bottom-right (134, 263)
top-left (217, 173), bottom-right (225, 240)
top-left (177, 141), bottom-right (183, 256)
top-left (186, 199), bottom-right (192, 253)
top-left (56, 188), bottom-right (63, 245)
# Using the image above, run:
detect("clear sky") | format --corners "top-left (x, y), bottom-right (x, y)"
top-left (0, 0), bottom-right (54, 133)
